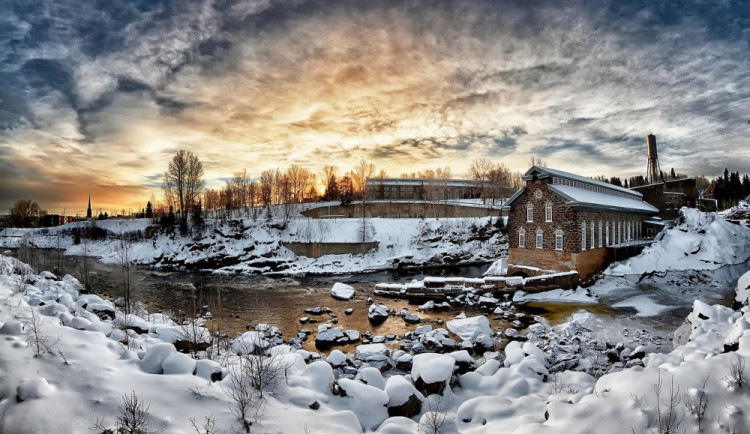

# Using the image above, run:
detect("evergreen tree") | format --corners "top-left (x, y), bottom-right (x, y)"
top-left (339, 175), bottom-right (354, 204)
top-left (325, 175), bottom-right (339, 201)
top-left (145, 201), bottom-right (153, 218)
top-left (670, 168), bottom-right (676, 179)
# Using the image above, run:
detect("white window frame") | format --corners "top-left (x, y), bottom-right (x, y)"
top-left (545, 202), bottom-right (552, 222)
top-left (605, 222), bottom-right (610, 246)
top-left (527, 204), bottom-right (533, 222)
top-left (518, 229), bottom-right (525, 248)
top-left (555, 230), bottom-right (563, 251)
top-left (591, 221), bottom-right (595, 249)
top-left (536, 229), bottom-right (543, 249)
top-left (581, 222), bottom-right (587, 251)
top-left (598, 221), bottom-right (603, 248)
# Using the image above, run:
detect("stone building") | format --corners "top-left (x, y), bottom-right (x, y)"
top-left (366, 178), bottom-right (482, 201)
top-left (503, 166), bottom-right (659, 281)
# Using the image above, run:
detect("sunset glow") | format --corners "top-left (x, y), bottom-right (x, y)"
top-left (2, 0), bottom-right (750, 213)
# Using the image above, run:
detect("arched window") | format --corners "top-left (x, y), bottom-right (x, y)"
top-left (581, 222), bottom-right (587, 250)
top-left (598, 221), bottom-right (603, 248)
top-left (555, 230), bottom-right (563, 250)
top-left (536, 229), bottom-right (543, 249)
top-left (518, 228), bottom-right (525, 248)
top-left (527, 204), bottom-right (533, 222)
top-left (545, 202), bottom-right (553, 222)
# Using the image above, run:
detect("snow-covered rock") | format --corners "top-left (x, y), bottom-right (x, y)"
top-left (735, 270), bottom-right (750, 306)
top-left (330, 282), bottom-right (355, 300)
top-left (411, 353), bottom-right (455, 395)
top-left (368, 304), bottom-right (389, 324)
top-left (447, 315), bottom-right (493, 343)
top-left (338, 378), bottom-right (389, 431)
top-left (16, 377), bottom-right (54, 401)
top-left (384, 375), bottom-right (423, 418)
top-left (355, 343), bottom-right (389, 362)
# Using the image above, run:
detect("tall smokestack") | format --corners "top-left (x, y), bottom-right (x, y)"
top-left (646, 134), bottom-right (662, 184)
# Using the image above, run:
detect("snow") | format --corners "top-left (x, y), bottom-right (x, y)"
top-left (331, 282), bottom-right (355, 300)
top-left (446, 315), bottom-right (494, 343)
top-left (513, 287), bottom-right (598, 304)
top-left (2, 206), bottom-right (750, 433)
top-left (355, 343), bottom-right (389, 362)
top-left (548, 184), bottom-right (658, 213)
top-left (384, 375), bottom-right (423, 407)
top-left (611, 295), bottom-right (673, 317)
top-left (0, 216), bottom-right (507, 277)
top-left (411, 353), bottom-right (455, 384)
top-left (608, 208), bottom-right (750, 275)
top-left (735, 270), bottom-right (750, 306)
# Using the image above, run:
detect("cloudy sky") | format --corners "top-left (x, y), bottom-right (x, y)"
top-left (1, 0), bottom-right (749, 214)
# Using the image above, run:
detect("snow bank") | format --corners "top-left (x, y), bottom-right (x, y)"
top-left (608, 208), bottom-right (750, 275)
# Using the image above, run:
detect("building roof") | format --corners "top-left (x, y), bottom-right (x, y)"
top-left (504, 166), bottom-right (659, 215)
top-left (523, 166), bottom-right (641, 199)
top-left (548, 184), bottom-right (659, 214)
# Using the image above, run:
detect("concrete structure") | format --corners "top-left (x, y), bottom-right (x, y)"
top-left (646, 134), bottom-right (663, 184)
top-left (302, 202), bottom-right (501, 219)
top-left (630, 178), bottom-right (701, 219)
top-left (503, 166), bottom-right (659, 281)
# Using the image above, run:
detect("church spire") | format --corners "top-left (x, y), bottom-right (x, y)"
top-left (87, 193), bottom-right (92, 219)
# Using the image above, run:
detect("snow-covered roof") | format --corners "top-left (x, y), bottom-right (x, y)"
top-left (523, 166), bottom-right (641, 199)
top-left (367, 178), bottom-right (479, 188)
top-left (548, 184), bottom-right (659, 214)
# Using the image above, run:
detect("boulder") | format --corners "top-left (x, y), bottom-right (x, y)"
top-left (385, 375), bottom-right (423, 418)
top-left (331, 282), bottom-right (355, 300)
top-left (368, 304), bottom-right (389, 325)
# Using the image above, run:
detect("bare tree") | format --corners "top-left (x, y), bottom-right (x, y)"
top-left (352, 158), bottom-right (375, 242)
top-left (468, 158), bottom-right (494, 204)
top-left (10, 199), bottom-right (46, 227)
top-left (654, 373), bottom-right (683, 434)
top-left (163, 150), bottom-right (206, 221)
top-left (419, 392), bottom-right (453, 434)
top-left (259, 170), bottom-right (274, 209)
top-left (529, 155), bottom-right (547, 167)
top-left (93, 391), bottom-right (162, 434)
top-left (118, 237), bottom-right (134, 315)
top-left (24, 306), bottom-right (61, 356)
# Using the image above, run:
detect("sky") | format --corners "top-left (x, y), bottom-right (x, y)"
top-left (1, 0), bottom-right (750, 214)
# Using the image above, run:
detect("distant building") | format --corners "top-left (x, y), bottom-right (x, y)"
top-left (503, 166), bottom-right (659, 281)
top-left (40, 214), bottom-right (76, 227)
top-left (366, 178), bottom-right (488, 201)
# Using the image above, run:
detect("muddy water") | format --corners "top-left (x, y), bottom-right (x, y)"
top-left (10, 249), bottom-right (516, 353)
top-left (8, 249), bottom-right (743, 355)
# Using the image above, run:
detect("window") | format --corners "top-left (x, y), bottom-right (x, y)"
top-left (545, 202), bottom-right (552, 222)
top-left (581, 222), bottom-right (587, 250)
top-left (605, 223), bottom-right (610, 246)
top-left (536, 229), bottom-right (543, 249)
top-left (527, 204), bottom-right (533, 222)
top-left (555, 230), bottom-right (563, 250)
top-left (535, 190), bottom-right (543, 199)
top-left (598, 221), bottom-right (603, 248)
top-left (519, 229), bottom-right (525, 248)
top-left (627, 221), bottom-right (631, 241)
top-left (591, 222), bottom-right (595, 249)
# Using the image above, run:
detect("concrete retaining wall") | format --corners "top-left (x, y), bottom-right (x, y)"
top-left (282, 241), bottom-right (379, 258)
top-left (302, 202), bottom-right (504, 219)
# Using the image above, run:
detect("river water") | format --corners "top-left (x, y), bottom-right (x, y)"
top-left (6, 248), bottom-right (745, 355)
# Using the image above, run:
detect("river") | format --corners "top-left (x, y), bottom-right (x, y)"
top-left (5, 248), bottom-right (744, 355)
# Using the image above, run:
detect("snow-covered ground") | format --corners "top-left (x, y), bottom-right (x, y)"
top-left (3, 252), bottom-right (750, 433)
top-left (0, 215), bottom-right (506, 276)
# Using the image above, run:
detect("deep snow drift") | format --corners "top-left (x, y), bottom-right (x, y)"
top-left (0, 214), bottom-right (506, 276)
